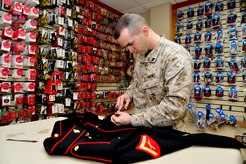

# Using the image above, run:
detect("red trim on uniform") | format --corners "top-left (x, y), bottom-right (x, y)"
top-left (64, 130), bottom-right (86, 155)
top-left (49, 125), bottom-right (76, 154)
top-left (84, 122), bottom-right (136, 132)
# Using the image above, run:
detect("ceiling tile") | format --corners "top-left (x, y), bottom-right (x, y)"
top-left (134, 0), bottom-right (153, 4)
top-left (142, 0), bottom-right (172, 9)
top-left (123, 5), bottom-right (149, 14)
top-left (99, 0), bottom-right (138, 10)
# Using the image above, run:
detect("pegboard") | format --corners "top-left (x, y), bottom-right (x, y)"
top-left (175, 0), bottom-right (246, 119)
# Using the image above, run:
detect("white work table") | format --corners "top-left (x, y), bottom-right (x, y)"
top-left (0, 117), bottom-right (245, 164)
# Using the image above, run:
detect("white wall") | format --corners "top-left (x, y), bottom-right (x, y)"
top-left (141, 3), bottom-right (172, 39)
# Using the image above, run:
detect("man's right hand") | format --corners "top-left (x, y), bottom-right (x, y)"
top-left (116, 93), bottom-right (131, 110)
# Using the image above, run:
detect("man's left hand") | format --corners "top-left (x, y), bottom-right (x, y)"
top-left (111, 111), bottom-right (131, 126)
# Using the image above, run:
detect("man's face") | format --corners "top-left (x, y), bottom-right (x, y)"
top-left (117, 28), bottom-right (148, 55)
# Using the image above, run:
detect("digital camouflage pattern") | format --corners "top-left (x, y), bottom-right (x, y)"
top-left (126, 36), bottom-right (194, 131)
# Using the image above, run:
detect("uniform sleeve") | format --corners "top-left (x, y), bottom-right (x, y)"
top-left (130, 52), bottom-right (193, 128)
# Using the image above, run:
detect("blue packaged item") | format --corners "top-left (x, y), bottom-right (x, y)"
top-left (194, 31), bottom-right (201, 42)
top-left (215, 57), bottom-right (224, 70)
top-left (176, 21), bottom-right (183, 33)
top-left (193, 72), bottom-right (201, 84)
top-left (216, 29), bottom-right (223, 41)
top-left (205, 17), bottom-right (212, 28)
top-left (185, 34), bottom-right (192, 44)
top-left (227, 12), bottom-right (237, 24)
top-left (204, 31), bottom-right (212, 42)
top-left (193, 58), bottom-right (202, 71)
top-left (196, 110), bottom-right (206, 130)
top-left (203, 85), bottom-right (212, 97)
top-left (204, 43), bottom-right (213, 58)
top-left (204, 71), bottom-right (213, 84)
top-left (216, 72), bottom-right (224, 84)
top-left (177, 10), bottom-right (184, 20)
top-left (197, 5), bottom-right (204, 16)
top-left (228, 86), bottom-right (238, 101)
top-left (205, 104), bottom-right (211, 120)
top-left (216, 86), bottom-right (224, 97)
top-left (175, 36), bottom-right (181, 44)
top-left (187, 21), bottom-right (193, 30)
top-left (215, 41), bottom-right (223, 54)
top-left (227, 0), bottom-right (236, 10)
top-left (196, 19), bottom-right (203, 31)
top-left (227, 70), bottom-right (237, 84)
top-left (194, 85), bottom-right (203, 100)
top-left (203, 57), bottom-right (211, 69)
top-left (215, 1), bottom-right (224, 12)
top-left (187, 7), bottom-right (194, 18)
top-left (194, 45), bottom-right (202, 58)
top-left (230, 40), bottom-right (238, 54)
top-left (212, 13), bottom-right (220, 27)
top-left (205, 1), bottom-right (214, 15)
top-left (229, 25), bottom-right (237, 39)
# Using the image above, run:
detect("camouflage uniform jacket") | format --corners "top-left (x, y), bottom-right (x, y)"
top-left (126, 36), bottom-right (194, 131)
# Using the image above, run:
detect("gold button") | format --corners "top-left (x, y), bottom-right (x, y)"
top-left (54, 133), bottom-right (59, 137)
top-left (73, 129), bottom-right (80, 133)
top-left (85, 132), bottom-right (89, 137)
top-left (74, 146), bottom-right (79, 151)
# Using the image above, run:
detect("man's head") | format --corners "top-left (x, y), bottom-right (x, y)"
top-left (114, 13), bottom-right (151, 55)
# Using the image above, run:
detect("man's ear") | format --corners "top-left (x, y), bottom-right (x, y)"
top-left (141, 26), bottom-right (149, 36)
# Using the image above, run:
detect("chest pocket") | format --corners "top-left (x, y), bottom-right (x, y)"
top-left (139, 78), bottom-right (164, 99)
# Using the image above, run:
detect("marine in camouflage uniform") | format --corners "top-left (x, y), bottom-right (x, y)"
top-left (112, 13), bottom-right (194, 131)
top-left (126, 36), bottom-right (194, 131)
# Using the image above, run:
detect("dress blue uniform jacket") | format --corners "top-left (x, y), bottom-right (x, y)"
top-left (43, 113), bottom-right (245, 163)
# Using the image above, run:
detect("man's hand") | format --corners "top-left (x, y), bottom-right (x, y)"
top-left (116, 93), bottom-right (131, 110)
top-left (111, 111), bottom-right (131, 126)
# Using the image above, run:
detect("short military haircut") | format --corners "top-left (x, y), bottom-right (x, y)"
top-left (114, 13), bottom-right (148, 39)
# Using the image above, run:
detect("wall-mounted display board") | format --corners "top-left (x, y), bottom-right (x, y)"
top-left (0, 0), bottom-right (129, 126)
top-left (172, 0), bottom-right (246, 122)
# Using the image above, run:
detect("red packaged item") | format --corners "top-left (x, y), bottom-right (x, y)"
top-left (0, 53), bottom-right (12, 68)
top-left (12, 82), bottom-right (23, 93)
top-left (0, 82), bottom-right (11, 93)
top-left (13, 29), bottom-right (26, 41)
top-left (11, 2), bottom-right (22, 16)
top-left (0, 67), bottom-right (10, 80)
top-left (15, 94), bottom-right (24, 106)
top-left (8, 109), bottom-right (16, 121)
top-left (29, 7), bottom-right (39, 19)
top-left (12, 55), bottom-right (23, 68)
top-left (2, 27), bottom-right (13, 39)
top-left (12, 42), bottom-right (25, 55)
top-left (2, 0), bottom-right (12, 11)
top-left (1, 40), bottom-right (11, 52)
top-left (82, 74), bottom-right (91, 82)
top-left (24, 94), bottom-right (35, 105)
top-left (22, 5), bottom-right (30, 16)
top-left (23, 82), bottom-right (35, 92)
top-left (18, 109), bottom-right (25, 119)
top-left (25, 107), bottom-right (33, 119)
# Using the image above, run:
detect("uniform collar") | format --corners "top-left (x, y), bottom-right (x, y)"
top-left (140, 36), bottom-right (165, 64)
